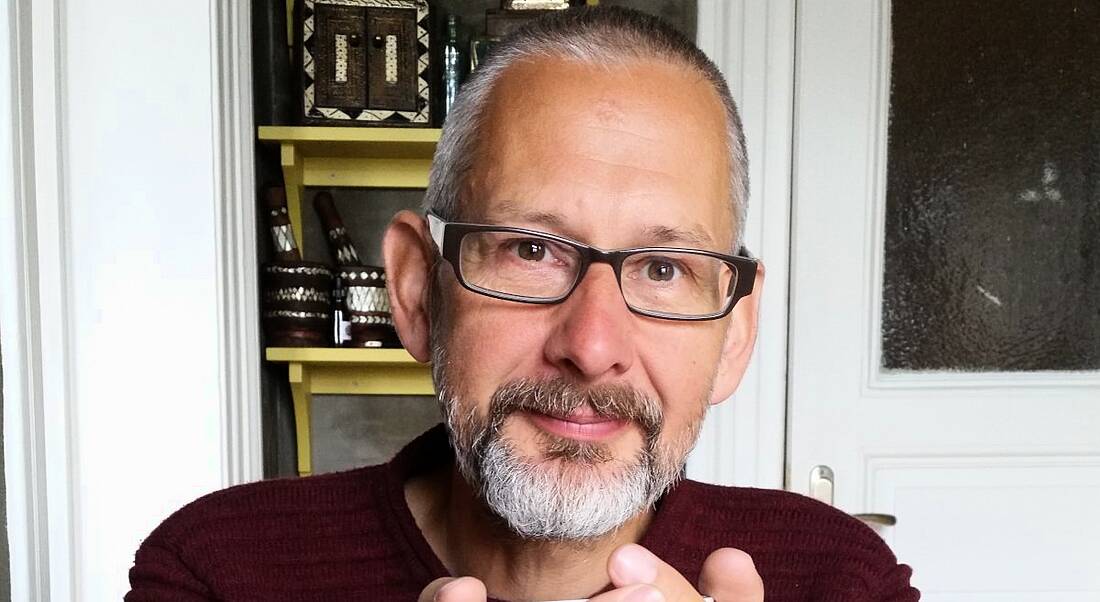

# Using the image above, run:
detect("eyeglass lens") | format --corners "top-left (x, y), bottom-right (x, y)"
top-left (457, 230), bottom-right (739, 318)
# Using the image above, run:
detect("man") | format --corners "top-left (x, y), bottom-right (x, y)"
top-left (128, 8), bottom-right (917, 601)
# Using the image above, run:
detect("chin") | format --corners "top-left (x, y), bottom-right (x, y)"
top-left (436, 373), bottom-right (695, 539)
top-left (478, 432), bottom-right (657, 541)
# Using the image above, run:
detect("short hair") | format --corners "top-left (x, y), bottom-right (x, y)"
top-left (423, 6), bottom-right (749, 250)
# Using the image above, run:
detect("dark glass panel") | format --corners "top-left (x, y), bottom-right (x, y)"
top-left (882, 0), bottom-right (1100, 371)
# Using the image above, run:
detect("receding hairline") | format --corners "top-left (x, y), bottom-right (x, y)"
top-left (482, 52), bottom-right (729, 123)
top-left (424, 6), bottom-right (749, 249)
top-left (464, 53), bottom-right (735, 221)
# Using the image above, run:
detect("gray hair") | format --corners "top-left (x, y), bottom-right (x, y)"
top-left (423, 6), bottom-right (749, 250)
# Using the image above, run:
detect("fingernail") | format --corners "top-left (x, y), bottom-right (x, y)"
top-left (612, 544), bottom-right (658, 584)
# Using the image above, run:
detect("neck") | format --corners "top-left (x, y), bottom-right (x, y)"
top-left (406, 463), bottom-right (654, 601)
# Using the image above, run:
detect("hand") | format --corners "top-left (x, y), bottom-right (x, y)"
top-left (419, 575), bottom-right (662, 602)
top-left (595, 544), bottom-right (764, 602)
top-left (419, 576), bottom-right (488, 602)
top-left (416, 545), bottom-right (764, 602)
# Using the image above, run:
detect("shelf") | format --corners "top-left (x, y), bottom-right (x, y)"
top-left (258, 126), bottom-right (441, 160)
top-left (265, 346), bottom-right (433, 396)
top-left (259, 126), bottom-right (442, 475)
top-left (259, 125), bottom-right (442, 141)
top-left (257, 126), bottom-right (441, 253)
top-left (265, 346), bottom-right (434, 476)
top-left (265, 346), bottom-right (425, 365)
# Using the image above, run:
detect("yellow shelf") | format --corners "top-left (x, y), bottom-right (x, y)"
top-left (258, 126), bottom-right (441, 159)
top-left (257, 126), bottom-right (441, 253)
top-left (265, 346), bottom-right (425, 365)
top-left (259, 126), bottom-right (441, 476)
top-left (258, 125), bottom-right (442, 142)
top-left (266, 347), bottom-right (435, 476)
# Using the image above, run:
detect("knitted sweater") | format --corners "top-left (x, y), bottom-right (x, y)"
top-left (126, 426), bottom-right (919, 601)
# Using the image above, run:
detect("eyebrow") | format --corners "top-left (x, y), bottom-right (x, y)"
top-left (485, 203), bottom-right (717, 250)
top-left (487, 204), bottom-right (568, 231)
top-left (639, 224), bottom-right (714, 248)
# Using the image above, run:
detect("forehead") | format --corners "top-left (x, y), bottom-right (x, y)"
top-left (465, 56), bottom-right (733, 250)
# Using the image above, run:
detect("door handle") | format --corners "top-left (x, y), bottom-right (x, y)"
top-left (809, 465), bottom-right (835, 505)
top-left (809, 465), bottom-right (897, 528)
top-left (852, 513), bottom-right (897, 526)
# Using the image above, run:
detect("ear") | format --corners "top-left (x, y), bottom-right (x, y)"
top-left (382, 210), bottom-right (436, 363)
top-left (709, 261), bottom-right (765, 405)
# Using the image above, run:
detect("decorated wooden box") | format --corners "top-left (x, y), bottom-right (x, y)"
top-left (298, 0), bottom-right (431, 126)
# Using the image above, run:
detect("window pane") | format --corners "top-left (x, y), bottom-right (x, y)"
top-left (881, 0), bottom-right (1100, 371)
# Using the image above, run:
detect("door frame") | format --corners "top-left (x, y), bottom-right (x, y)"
top-left (691, 0), bottom-right (795, 490)
top-left (0, 1), bottom-right (260, 597)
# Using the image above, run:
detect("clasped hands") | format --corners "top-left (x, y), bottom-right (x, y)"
top-left (420, 544), bottom-right (764, 602)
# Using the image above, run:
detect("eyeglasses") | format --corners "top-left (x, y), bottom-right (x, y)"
top-left (427, 212), bottom-right (757, 321)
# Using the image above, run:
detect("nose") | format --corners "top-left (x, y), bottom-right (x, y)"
top-left (543, 264), bottom-right (636, 380)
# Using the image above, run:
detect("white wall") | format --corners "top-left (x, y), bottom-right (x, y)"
top-left (2, 1), bottom-right (256, 599)
top-left (65, 1), bottom-right (224, 597)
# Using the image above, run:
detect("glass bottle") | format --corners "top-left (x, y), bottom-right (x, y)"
top-left (331, 274), bottom-right (350, 346)
top-left (442, 15), bottom-right (462, 120)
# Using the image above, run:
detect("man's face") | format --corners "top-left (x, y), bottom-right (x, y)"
top-left (433, 57), bottom-right (735, 538)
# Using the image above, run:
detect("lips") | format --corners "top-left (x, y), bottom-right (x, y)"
top-left (525, 406), bottom-right (629, 441)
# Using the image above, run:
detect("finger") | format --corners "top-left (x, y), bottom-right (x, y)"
top-left (587, 583), bottom-right (665, 602)
top-left (697, 548), bottom-right (763, 602)
top-left (607, 544), bottom-right (698, 601)
top-left (418, 576), bottom-right (488, 602)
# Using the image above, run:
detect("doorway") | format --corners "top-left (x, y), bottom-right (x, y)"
top-left (787, 0), bottom-right (1100, 597)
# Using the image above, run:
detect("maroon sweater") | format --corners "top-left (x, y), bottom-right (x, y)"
top-left (126, 426), bottom-right (918, 601)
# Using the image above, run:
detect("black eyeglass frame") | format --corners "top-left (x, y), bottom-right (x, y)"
top-left (427, 212), bottom-right (758, 322)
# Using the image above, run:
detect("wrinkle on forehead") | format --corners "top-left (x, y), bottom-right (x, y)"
top-left (479, 203), bottom-right (718, 250)
top-left (583, 123), bottom-right (662, 144)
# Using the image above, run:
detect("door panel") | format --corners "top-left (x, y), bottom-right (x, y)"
top-left (868, 456), bottom-right (1100, 590)
top-left (879, 0), bottom-right (1100, 372)
top-left (789, 0), bottom-right (1100, 596)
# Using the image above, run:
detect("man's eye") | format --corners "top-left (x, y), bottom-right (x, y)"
top-left (516, 240), bottom-right (546, 261)
top-left (646, 260), bottom-right (678, 281)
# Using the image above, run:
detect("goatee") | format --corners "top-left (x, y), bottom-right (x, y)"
top-left (438, 376), bottom-right (689, 541)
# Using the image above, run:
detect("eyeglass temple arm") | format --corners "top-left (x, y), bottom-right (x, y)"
top-left (426, 213), bottom-right (446, 248)
top-left (730, 246), bottom-right (757, 300)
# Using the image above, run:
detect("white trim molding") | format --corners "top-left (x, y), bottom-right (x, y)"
top-left (211, 0), bottom-right (263, 488)
top-left (4, 1), bottom-right (261, 597)
top-left (690, 0), bottom-right (795, 489)
top-left (3, 0), bottom-right (80, 598)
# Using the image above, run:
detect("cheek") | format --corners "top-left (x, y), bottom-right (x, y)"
top-left (440, 294), bottom-right (553, 400)
top-left (645, 321), bottom-right (725, 381)
top-left (639, 325), bottom-right (725, 436)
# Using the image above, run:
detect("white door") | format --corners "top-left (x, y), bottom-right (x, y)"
top-left (787, 1), bottom-right (1100, 599)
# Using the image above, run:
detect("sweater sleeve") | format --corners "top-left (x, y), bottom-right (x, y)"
top-left (869, 563), bottom-right (920, 601)
top-left (124, 538), bottom-right (214, 602)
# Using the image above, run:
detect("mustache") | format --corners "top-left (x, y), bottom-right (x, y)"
top-left (485, 378), bottom-right (663, 445)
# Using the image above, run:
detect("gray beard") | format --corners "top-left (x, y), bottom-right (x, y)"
top-left (434, 357), bottom-right (690, 541)
top-left (476, 433), bottom-right (655, 540)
